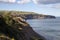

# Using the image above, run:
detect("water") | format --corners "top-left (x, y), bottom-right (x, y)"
top-left (27, 17), bottom-right (60, 40)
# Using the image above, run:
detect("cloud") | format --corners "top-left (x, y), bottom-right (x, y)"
top-left (32, 0), bottom-right (60, 8)
top-left (0, 0), bottom-right (16, 3)
top-left (17, 0), bottom-right (31, 4)
top-left (0, 0), bottom-right (60, 4)
top-left (9, 0), bottom-right (16, 3)
top-left (0, 0), bottom-right (31, 4)
top-left (32, 0), bottom-right (60, 4)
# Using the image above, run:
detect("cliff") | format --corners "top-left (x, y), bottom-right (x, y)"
top-left (0, 11), bottom-right (56, 20)
top-left (0, 13), bottom-right (46, 40)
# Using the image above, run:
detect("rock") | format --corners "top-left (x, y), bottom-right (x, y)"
top-left (45, 15), bottom-right (56, 19)
top-left (0, 15), bottom-right (46, 40)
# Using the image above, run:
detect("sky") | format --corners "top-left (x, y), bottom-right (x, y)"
top-left (0, 0), bottom-right (60, 17)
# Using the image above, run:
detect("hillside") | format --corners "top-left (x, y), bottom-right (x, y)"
top-left (0, 11), bottom-right (56, 20)
top-left (0, 13), bottom-right (46, 40)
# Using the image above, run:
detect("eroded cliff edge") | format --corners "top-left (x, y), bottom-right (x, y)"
top-left (0, 11), bottom-right (56, 20)
top-left (0, 13), bottom-right (46, 40)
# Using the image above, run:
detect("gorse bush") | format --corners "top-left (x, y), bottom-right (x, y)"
top-left (2, 13), bottom-right (13, 26)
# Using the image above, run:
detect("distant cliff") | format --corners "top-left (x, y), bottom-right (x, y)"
top-left (0, 11), bottom-right (56, 20)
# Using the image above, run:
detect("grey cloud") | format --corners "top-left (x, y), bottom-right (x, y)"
top-left (0, 0), bottom-right (60, 4)
top-left (32, 0), bottom-right (60, 4)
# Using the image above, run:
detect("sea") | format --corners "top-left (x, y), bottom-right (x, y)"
top-left (27, 17), bottom-right (60, 40)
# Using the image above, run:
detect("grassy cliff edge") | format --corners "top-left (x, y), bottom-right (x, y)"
top-left (0, 11), bottom-right (46, 40)
top-left (0, 11), bottom-right (56, 20)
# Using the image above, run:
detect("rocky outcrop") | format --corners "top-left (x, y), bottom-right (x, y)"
top-left (0, 14), bottom-right (46, 40)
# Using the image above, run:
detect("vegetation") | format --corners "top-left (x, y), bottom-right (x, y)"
top-left (0, 11), bottom-right (46, 40)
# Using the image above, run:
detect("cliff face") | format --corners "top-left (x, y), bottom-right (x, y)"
top-left (0, 14), bottom-right (46, 40)
top-left (19, 14), bottom-right (56, 20)
top-left (0, 11), bottom-right (56, 20)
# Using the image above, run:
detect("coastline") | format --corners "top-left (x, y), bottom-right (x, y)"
top-left (0, 14), bottom-right (46, 40)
